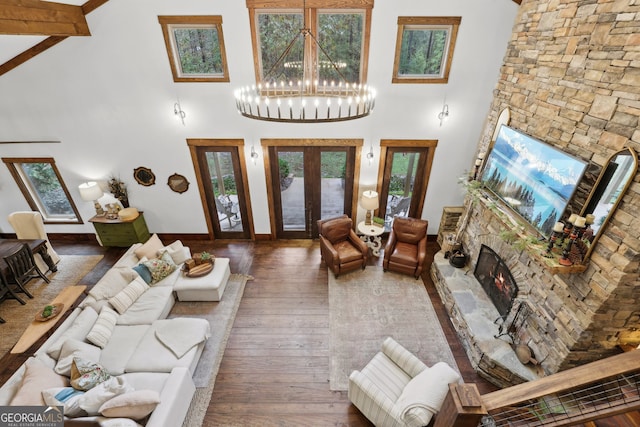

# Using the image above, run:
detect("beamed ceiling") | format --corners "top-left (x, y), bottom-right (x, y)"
top-left (0, 0), bottom-right (521, 77)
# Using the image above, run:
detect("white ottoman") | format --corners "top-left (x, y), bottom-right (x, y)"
top-left (174, 257), bottom-right (231, 301)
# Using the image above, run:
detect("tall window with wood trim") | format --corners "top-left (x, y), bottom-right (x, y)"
top-left (392, 17), bottom-right (461, 84)
top-left (2, 157), bottom-right (82, 224)
top-left (246, 0), bottom-right (373, 89)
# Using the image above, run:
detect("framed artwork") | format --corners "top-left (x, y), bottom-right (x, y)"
top-left (133, 167), bottom-right (156, 186)
top-left (167, 173), bottom-right (190, 193)
top-left (392, 16), bottom-right (461, 84)
top-left (480, 125), bottom-right (588, 237)
top-left (158, 15), bottom-right (230, 82)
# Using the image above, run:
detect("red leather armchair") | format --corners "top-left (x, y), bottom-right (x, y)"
top-left (383, 217), bottom-right (428, 279)
top-left (317, 215), bottom-right (368, 277)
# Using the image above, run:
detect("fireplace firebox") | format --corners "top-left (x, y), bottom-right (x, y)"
top-left (474, 245), bottom-right (518, 319)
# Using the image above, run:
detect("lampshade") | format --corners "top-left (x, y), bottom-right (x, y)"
top-left (361, 190), bottom-right (379, 210)
top-left (78, 181), bottom-right (104, 201)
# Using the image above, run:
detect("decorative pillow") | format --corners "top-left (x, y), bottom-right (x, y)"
top-left (132, 263), bottom-right (152, 284)
top-left (47, 307), bottom-right (99, 360)
top-left (88, 267), bottom-right (139, 301)
top-left (396, 362), bottom-right (461, 427)
top-left (42, 387), bottom-right (86, 418)
top-left (80, 376), bottom-right (133, 415)
top-left (108, 277), bottom-right (149, 314)
top-left (55, 338), bottom-right (102, 376)
top-left (157, 240), bottom-right (191, 265)
top-left (142, 251), bottom-right (177, 284)
top-left (99, 389), bottom-right (161, 420)
top-left (70, 357), bottom-right (111, 391)
top-left (10, 358), bottom-right (69, 406)
top-left (86, 306), bottom-right (119, 349)
top-left (134, 234), bottom-right (164, 260)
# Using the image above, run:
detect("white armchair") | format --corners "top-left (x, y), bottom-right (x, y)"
top-left (348, 337), bottom-right (461, 427)
top-left (8, 211), bottom-right (60, 273)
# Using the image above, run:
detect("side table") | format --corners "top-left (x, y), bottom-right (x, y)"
top-left (357, 221), bottom-right (385, 257)
top-left (89, 212), bottom-right (150, 247)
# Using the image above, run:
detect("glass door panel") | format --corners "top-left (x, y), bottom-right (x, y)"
top-left (384, 151), bottom-right (419, 226)
top-left (278, 150), bottom-right (306, 231)
top-left (320, 151), bottom-right (347, 220)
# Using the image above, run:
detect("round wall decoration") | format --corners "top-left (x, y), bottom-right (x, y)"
top-left (167, 173), bottom-right (190, 194)
top-left (133, 167), bottom-right (156, 186)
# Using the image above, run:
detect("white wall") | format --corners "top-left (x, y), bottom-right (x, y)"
top-left (0, 0), bottom-right (518, 236)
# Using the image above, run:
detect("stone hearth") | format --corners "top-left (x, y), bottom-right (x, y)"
top-left (431, 252), bottom-right (540, 388)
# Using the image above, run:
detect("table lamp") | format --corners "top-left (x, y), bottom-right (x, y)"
top-left (361, 190), bottom-right (379, 226)
top-left (79, 181), bottom-right (105, 216)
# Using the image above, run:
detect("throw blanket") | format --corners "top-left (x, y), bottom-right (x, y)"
top-left (155, 318), bottom-right (210, 358)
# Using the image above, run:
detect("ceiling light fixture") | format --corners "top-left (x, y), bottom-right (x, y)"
top-left (234, 1), bottom-right (376, 124)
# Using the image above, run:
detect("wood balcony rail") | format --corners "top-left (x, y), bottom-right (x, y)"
top-left (435, 350), bottom-right (640, 427)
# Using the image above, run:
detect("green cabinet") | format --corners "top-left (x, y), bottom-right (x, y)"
top-left (89, 213), bottom-right (150, 247)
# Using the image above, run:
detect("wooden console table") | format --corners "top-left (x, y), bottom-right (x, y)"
top-left (11, 285), bottom-right (87, 354)
top-left (89, 212), bottom-right (150, 247)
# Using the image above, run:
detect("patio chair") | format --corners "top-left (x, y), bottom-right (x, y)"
top-left (215, 195), bottom-right (239, 228)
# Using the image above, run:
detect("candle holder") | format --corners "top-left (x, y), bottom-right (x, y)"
top-left (544, 231), bottom-right (560, 257)
top-left (558, 223), bottom-right (572, 246)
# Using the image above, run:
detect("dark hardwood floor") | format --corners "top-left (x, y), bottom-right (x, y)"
top-left (1, 238), bottom-right (635, 426)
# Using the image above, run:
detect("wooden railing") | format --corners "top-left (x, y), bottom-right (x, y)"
top-left (435, 350), bottom-right (640, 427)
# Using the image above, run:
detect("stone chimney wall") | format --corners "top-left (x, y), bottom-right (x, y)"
top-left (464, 0), bottom-right (640, 372)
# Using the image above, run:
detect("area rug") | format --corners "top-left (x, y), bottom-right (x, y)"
top-left (172, 273), bottom-right (250, 427)
top-left (328, 267), bottom-right (459, 391)
top-left (0, 255), bottom-right (103, 357)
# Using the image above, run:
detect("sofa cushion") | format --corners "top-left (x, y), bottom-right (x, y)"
top-left (80, 376), bottom-right (133, 416)
top-left (47, 307), bottom-right (99, 360)
top-left (71, 357), bottom-right (112, 391)
top-left (86, 306), bottom-right (119, 349)
top-left (55, 339), bottom-right (102, 376)
top-left (116, 286), bottom-right (174, 325)
top-left (142, 251), bottom-right (177, 284)
top-left (42, 387), bottom-right (86, 417)
top-left (108, 277), bottom-right (149, 315)
top-left (322, 217), bottom-right (352, 244)
top-left (134, 234), bottom-right (164, 260)
top-left (100, 325), bottom-right (150, 376)
top-left (9, 358), bottom-right (69, 406)
top-left (89, 267), bottom-right (139, 302)
top-left (113, 243), bottom-right (143, 269)
top-left (99, 389), bottom-right (161, 420)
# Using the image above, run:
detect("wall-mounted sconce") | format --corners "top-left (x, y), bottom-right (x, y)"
top-left (174, 100), bottom-right (186, 126)
top-left (250, 145), bottom-right (259, 164)
top-left (366, 146), bottom-right (374, 165)
top-left (438, 103), bottom-right (449, 127)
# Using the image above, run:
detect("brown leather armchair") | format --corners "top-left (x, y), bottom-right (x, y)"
top-left (317, 215), bottom-right (368, 277)
top-left (383, 217), bottom-right (428, 279)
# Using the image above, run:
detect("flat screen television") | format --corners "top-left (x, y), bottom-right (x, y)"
top-left (480, 125), bottom-right (587, 237)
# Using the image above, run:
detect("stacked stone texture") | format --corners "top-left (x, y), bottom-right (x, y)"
top-left (466, 0), bottom-right (640, 372)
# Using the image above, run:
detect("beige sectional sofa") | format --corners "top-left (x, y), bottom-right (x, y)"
top-left (0, 235), bottom-right (210, 427)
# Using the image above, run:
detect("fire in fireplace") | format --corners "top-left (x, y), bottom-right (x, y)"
top-left (473, 245), bottom-right (518, 319)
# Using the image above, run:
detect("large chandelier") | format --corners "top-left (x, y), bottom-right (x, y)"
top-left (234, 13), bottom-right (376, 123)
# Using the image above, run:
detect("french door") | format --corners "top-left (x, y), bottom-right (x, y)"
top-left (268, 144), bottom-right (356, 239)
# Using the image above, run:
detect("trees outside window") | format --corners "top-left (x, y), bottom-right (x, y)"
top-left (392, 17), bottom-right (461, 84)
top-left (3, 157), bottom-right (82, 224)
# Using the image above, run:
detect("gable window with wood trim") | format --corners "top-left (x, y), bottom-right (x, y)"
top-left (392, 17), bottom-right (461, 84)
top-left (158, 16), bottom-right (230, 82)
top-left (2, 157), bottom-right (82, 224)
top-left (246, 0), bottom-right (373, 90)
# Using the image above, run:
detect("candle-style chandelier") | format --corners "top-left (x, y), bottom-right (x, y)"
top-left (234, 3), bottom-right (376, 123)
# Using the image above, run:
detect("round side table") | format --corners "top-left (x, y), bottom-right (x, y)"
top-left (357, 221), bottom-right (385, 256)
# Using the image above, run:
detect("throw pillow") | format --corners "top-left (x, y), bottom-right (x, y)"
top-left (99, 389), bottom-right (161, 420)
top-left (42, 387), bottom-right (86, 418)
top-left (55, 338), bottom-right (102, 376)
top-left (132, 263), bottom-right (152, 284)
top-left (47, 306), bottom-right (99, 360)
top-left (88, 267), bottom-right (139, 301)
top-left (142, 251), bottom-right (177, 284)
top-left (134, 234), bottom-right (164, 260)
top-left (157, 240), bottom-right (191, 265)
top-left (86, 306), bottom-right (119, 349)
top-left (80, 376), bottom-right (133, 416)
top-left (10, 358), bottom-right (69, 406)
top-left (108, 277), bottom-right (149, 314)
top-left (70, 357), bottom-right (111, 391)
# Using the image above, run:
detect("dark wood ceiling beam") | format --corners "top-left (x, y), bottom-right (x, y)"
top-left (0, 0), bottom-right (90, 36)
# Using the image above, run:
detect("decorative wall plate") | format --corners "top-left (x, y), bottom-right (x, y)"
top-left (133, 167), bottom-right (156, 186)
top-left (167, 173), bottom-right (190, 194)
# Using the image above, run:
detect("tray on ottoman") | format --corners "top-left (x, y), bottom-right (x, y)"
top-left (174, 257), bottom-right (230, 302)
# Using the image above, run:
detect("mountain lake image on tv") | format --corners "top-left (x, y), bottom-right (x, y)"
top-left (481, 125), bottom-right (587, 237)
